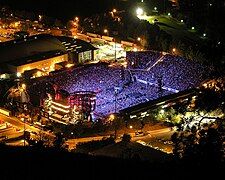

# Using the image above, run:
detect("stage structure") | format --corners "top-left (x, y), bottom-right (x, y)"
top-left (42, 90), bottom-right (96, 124)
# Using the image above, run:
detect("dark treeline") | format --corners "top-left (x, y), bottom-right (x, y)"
top-left (0, 144), bottom-right (224, 179)
top-left (0, 0), bottom-right (134, 20)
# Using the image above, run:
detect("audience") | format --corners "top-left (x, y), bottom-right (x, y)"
top-left (28, 52), bottom-right (211, 118)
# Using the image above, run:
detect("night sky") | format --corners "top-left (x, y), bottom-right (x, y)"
top-left (0, 0), bottom-right (131, 20)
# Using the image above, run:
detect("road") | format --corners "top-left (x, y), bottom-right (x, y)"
top-left (66, 127), bottom-right (174, 151)
top-left (0, 113), bottom-right (39, 132)
top-left (128, 127), bottom-right (174, 154)
top-left (0, 113), bottom-right (54, 137)
top-left (0, 127), bottom-right (23, 139)
top-left (0, 113), bottom-right (174, 153)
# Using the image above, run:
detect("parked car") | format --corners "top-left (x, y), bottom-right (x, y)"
top-left (135, 131), bottom-right (144, 137)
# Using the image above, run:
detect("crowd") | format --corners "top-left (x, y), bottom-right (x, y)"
top-left (27, 52), bottom-right (211, 118)
top-left (28, 63), bottom-right (172, 117)
top-left (51, 63), bottom-right (171, 116)
top-left (127, 51), bottom-right (161, 70)
top-left (127, 53), bottom-right (211, 91)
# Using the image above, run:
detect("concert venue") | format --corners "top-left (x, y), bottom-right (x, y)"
top-left (29, 50), bottom-right (211, 125)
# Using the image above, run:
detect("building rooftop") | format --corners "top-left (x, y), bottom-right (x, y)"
top-left (0, 34), bottom-right (97, 70)
top-left (0, 34), bottom-right (66, 64)
top-left (56, 36), bottom-right (97, 53)
top-left (7, 50), bottom-right (66, 66)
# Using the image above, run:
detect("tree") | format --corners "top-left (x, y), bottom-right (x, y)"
top-left (195, 78), bottom-right (225, 112)
top-left (121, 134), bottom-right (131, 143)
top-left (112, 115), bottom-right (123, 139)
top-left (75, 137), bottom-right (115, 153)
top-left (160, 39), bottom-right (168, 52)
top-left (53, 132), bottom-right (66, 150)
top-left (171, 118), bottom-right (224, 164)
top-left (171, 78), bottom-right (225, 163)
top-left (54, 19), bottom-right (63, 27)
top-left (33, 131), bottom-right (53, 147)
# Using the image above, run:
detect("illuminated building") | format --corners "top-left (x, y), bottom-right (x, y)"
top-left (0, 34), bottom-right (97, 79)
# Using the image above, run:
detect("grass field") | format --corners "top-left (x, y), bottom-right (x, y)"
top-left (139, 15), bottom-right (204, 45)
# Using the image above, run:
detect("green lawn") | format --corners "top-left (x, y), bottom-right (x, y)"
top-left (139, 15), bottom-right (203, 44)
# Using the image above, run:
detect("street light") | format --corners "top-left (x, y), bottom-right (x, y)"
top-left (129, 125), bottom-right (133, 129)
top-left (136, 7), bottom-right (144, 16)
top-left (137, 37), bottom-right (141, 41)
top-left (38, 15), bottom-right (42, 21)
top-left (75, 17), bottom-right (79, 21)
top-left (17, 72), bottom-right (22, 78)
top-left (104, 29), bottom-right (108, 34)
top-left (172, 48), bottom-right (176, 53)
top-left (154, 7), bottom-right (157, 11)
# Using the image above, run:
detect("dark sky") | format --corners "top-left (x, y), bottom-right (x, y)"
top-left (0, 0), bottom-right (131, 20)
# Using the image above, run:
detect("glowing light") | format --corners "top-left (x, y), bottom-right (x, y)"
top-left (50, 65), bottom-right (55, 71)
top-left (168, 13), bottom-right (171, 16)
top-left (104, 29), bottom-right (108, 34)
top-left (191, 26), bottom-right (195, 30)
top-left (112, 9), bottom-right (117, 13)
top-left (52, 101), bottom-right (70, 109)
top-left (17, 72), bottom-right (22, 78)
top-left (136, 7), bottom-right (144, 16)
top-left (49, 116), bottom-right (67, 125)
top-left (65, 63), bottom-right (74, 68)
top-left (137, 37), bottom-right (141, 41)
top-left (51, 105), bottom-right (70, 113)
top-left (36, 71), bottom-right (42, 77)
top-left (180, 19), bottom-right (184, 23)
top-left (109, 114), bottom-right (115, 120)
top-left (203, 33), bottom-right (206, 37)
top-left (14, 22), bottom-right (20, 27)
top-left (133, 47), bottom-right (138, 52)
top-left (129, 125), bottom-right (133, 129)
top-left (39, 15), bottom-right (42, 21)
top-left (172, 48), bottom-right (176, 52)
top-left (154, 7), bottom-right (157, 11)
top-left (0, 74), bottom-right (6, 79)
top-left (75, 17), bottom-right (79, 21)
top-left (21, 84), bottom-right (26, 90)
